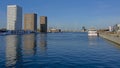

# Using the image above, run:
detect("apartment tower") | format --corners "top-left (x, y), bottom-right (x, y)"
top-left (24, 13), bottom-right (37, 31)
top-left (7, 5), bottom-right (22, 30)
top-left (40, 16), bottom-right (47, 33)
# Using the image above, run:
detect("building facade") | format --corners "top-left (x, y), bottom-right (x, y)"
top-left (7, 5), bottom-right (22, 30)
top-left (48, 28), bottom-right (61, 33)
top-left (24, 13), bottom-right (37, 31)
top-left (40, 16), bottom-right (47, 32)
top-left (113, 24), bottom-right (120, 34)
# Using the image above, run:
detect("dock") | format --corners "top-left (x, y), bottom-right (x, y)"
top-left (99, 32), bottom-right (120, 45)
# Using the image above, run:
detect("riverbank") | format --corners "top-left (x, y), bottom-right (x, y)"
top-left (99, 32), bottom-right (120, 45)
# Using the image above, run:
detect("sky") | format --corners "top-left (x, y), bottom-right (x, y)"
top-left (1, 0), bottom-right (120, 30)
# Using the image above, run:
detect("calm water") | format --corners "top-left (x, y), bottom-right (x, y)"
top-left (0, 32), bottom-right (120, 68)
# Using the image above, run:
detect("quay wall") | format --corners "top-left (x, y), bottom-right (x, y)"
top-left (99, 33), bottom-right (120, 45)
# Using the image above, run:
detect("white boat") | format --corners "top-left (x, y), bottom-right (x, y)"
top-left (88, 28), bottom-right (98, 36)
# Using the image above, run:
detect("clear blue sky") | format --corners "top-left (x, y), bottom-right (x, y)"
top-left (1, 0), bottom-right (120, 30)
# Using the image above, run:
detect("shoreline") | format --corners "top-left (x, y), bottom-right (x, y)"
top-left (99, 33), bottom-right (120, 45)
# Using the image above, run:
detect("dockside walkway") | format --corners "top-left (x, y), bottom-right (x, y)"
top-left (99, 32), bottom-right (120, 45)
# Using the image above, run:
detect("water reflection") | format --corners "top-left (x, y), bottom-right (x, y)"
top-left (39, 33), bottom-right (47, 54)
top-left (5, 33), bottom-right (48, 67)
top-left (3, 33), bottom-right (120, 68)
top-left (5, 34), bottom-right (40, 67)
top-left (22, 34), bottom-right (37, 56)
top-left (6, 35), bottom-right (22, 67)
top-left (88, 36), bottom-right (98, 45)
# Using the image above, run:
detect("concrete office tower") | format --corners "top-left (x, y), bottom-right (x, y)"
top-left (40, 16), bottom-right (47, 32)
top-left (24, 14), bottom-right (37, 31)
top-left (7, 5), bottom-right (22, 30)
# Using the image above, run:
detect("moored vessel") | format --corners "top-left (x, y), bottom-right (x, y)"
top-left (88, 28), bottom-right (98, 36)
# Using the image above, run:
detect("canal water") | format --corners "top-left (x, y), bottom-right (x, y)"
top-left (0, 32), bottom-right (120, 68)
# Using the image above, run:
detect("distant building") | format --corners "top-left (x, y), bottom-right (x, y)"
top-left (7, 5), bottom-right (22, 30)
top-left (113, 24), bottom-right (119, 32)
top-left (24, 13), bottom-right (37, 31)
top-left (48, 28), bottom-right (61, 33)
top-left (108, 26), bottom-right (113, 32)
top-left (81, 26), bottom-right (87, 32)
top-left (40, 16), bottom-right (47, 33)
top-left (117, 24), bottom-right (120, 32)
top-left (116, 24), bottom-right (120, 34)
top-left (112, 24), bottom-right (120, 34)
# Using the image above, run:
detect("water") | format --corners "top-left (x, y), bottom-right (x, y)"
top-left (0, 32), bottom-right (120, 68)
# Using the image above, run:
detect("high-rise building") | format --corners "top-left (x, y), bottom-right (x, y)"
top-left (40, 16), bottom-right (47, 32)
top-left (7, 5), bottom-right (22, 30)
top-left (24, 13), bottom-right (37, 31)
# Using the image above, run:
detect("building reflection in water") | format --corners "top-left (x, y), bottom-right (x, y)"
top-left (88, 36), bottom-right (98, 45)
top-left (22, 34), bottom-right (37, 56)
top-left (5, 34), bottom-right (47, 67)
top-left (39, 33), bottom-right (47, 54)
top-left (6, 35), bottom-right (22, 67)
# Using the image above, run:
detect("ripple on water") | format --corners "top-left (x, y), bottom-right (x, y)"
top-left (1, 33), bottom-right (120, 68)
